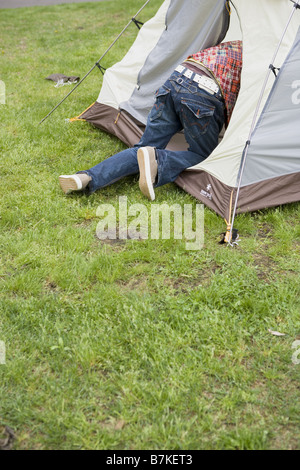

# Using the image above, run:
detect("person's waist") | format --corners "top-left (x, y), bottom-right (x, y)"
top-left (182, 60), bottom-right (214, 79)
top-left (174, 63), bottom-right (222, 97)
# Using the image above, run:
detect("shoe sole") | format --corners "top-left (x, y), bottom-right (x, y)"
top-left (137, 148), bottom-right (155, 201)
top-left (59, 175), bottom-right (82, 194)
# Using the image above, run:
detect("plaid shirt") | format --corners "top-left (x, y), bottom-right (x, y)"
top-left (187, 40), bottom-right (242, 125)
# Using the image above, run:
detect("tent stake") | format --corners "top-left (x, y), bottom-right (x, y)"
top-left (39, 0), bottom-right (152, 125)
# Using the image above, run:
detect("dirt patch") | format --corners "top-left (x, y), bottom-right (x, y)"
top-left (74, 219), bottom-right (95, 229)
top-left (94, 222), bottom-right (146, 249)
top-left (117, 261), bottom-right (221, 295)
top-left (171, 263), bottom-right (221, 293)
top-left (44, 279), bottom-right (58, 291)
top-left (0, 425), bottom-right (16, 451)
top-left (256, 223), bottom-right (273, 240)
top-left (270, 429), bottom-right (299, 450)
top-left (117, 276), bottom-right (149, 292)
top-left (252, 252), bottom-right (276, 282)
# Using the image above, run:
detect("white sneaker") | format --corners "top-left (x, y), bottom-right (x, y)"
top-left (59, 174), bottom-right (91, 194)
top-left (137, 147), bottom-right (158, 201)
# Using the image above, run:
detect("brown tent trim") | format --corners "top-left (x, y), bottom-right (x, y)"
top-left (175, 170), bottom-right (233, 219)
top-left (238, 171), bottom-right (300, 213)
top-left (79, 102), bottom-right (144, 147)
top-left (176, 170), bottom-right (300, 218)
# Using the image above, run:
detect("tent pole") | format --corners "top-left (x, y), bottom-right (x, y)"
top-left (39, 0), bottom-right (152, 125)
top-left (228, 0), bottom-right (300, 246)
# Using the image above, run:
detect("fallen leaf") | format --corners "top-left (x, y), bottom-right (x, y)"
top-left (268, 329), bottom-right (286, 337)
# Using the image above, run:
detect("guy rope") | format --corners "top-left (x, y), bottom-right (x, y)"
top-left (39, 0), bottom-right (152, 125)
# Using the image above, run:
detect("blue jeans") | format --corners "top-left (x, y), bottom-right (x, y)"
top-left (82, 70), bottom-right (225, 193)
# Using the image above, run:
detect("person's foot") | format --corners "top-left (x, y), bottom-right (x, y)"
top-left (59, 173), bottom-right (91, 194)
top-left (137, 147), bottom-right (158, 201)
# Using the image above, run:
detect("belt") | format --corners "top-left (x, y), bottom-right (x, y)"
top-left (174, 64), bottom-right (221, 97)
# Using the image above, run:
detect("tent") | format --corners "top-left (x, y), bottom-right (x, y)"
top-left (71, 0), bottom-right (300, 230)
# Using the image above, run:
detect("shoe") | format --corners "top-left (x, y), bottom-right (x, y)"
top-left (59, 173), bottom-right (91, 194)
top-left (137, 147), bottom-right (158, 201)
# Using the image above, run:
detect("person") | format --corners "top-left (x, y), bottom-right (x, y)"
top-left (59, 40), bottom-right (242, 201)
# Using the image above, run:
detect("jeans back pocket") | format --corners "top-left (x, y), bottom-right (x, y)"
top-left (181, 98), bottom-right (215, 136)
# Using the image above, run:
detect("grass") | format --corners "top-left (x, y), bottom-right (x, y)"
top-left (0, 0), bottom-right (300, 451)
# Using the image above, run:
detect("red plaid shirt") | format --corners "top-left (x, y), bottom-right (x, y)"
top-left (187, 40), bottom-right (242, 125)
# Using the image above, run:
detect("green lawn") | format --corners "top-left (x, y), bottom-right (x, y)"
top-left (0, 0), bottom-right (299, 450)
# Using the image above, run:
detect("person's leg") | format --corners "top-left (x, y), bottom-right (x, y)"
top-left (59, 146), bottom-right (139, 194)
top-left (59, 79), bottom-right (183, 194)
top-left (81, 146), bottom-right (139, 193)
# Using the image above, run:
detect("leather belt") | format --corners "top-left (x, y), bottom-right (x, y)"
top-left (175, 64), bottom-right (221, 96)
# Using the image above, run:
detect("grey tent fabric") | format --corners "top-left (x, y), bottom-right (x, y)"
top-left (241, 26), bottom-right (300, 187)
top-left (120, 0), bottom-right (229, 124)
